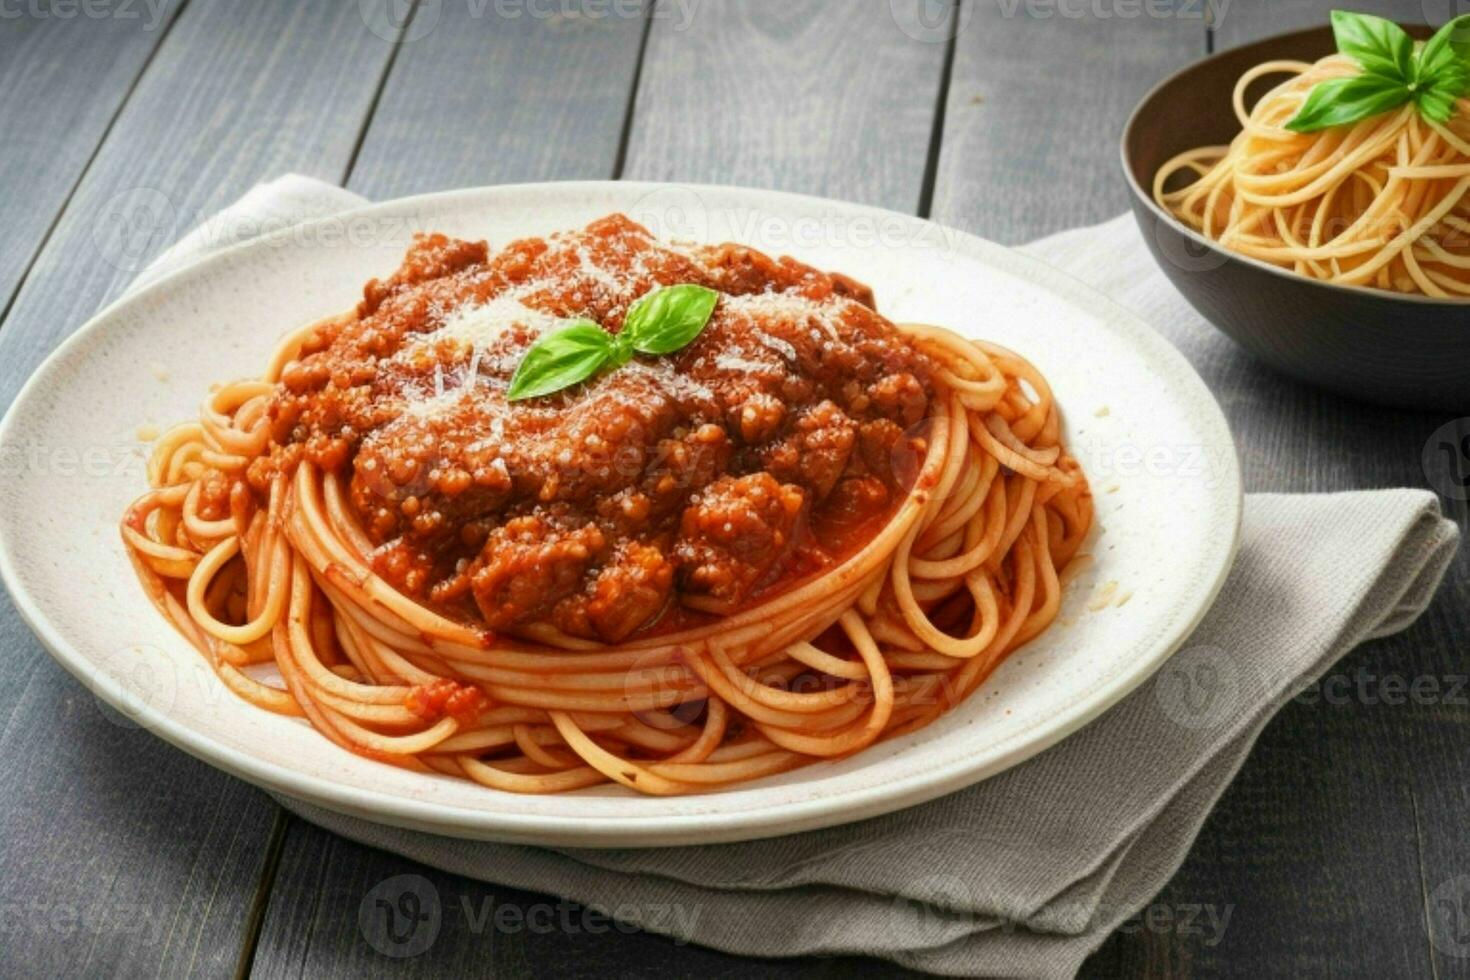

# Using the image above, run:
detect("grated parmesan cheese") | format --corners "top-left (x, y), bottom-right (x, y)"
top-left (425, 294), bottom-right (563, 352)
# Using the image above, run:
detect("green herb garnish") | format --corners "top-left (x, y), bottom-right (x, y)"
top-left (506, 284), bottom-right (718, 401)
top-left (1286, 10), bottom-right (1470, 132)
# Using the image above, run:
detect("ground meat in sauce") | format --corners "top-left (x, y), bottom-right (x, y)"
top-left (674, 473), bottom-right (806, 613)
top-left (258, 214), bottom-right (936, 642)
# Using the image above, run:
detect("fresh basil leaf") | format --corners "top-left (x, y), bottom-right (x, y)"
top-left (504, 285), bottom-right (720, 399)
top-left (1418, 14), bottom-right (1470, 81)
top-left (1417, 78), bottom-right (1464, 123)
top-left (1415, 17), bottom-right (1470, 125)
top-left (1423, 62), bottom-right (1470, 93)
top-left (1292, 12), bottom-right (1469, 132)
top-left (1285, 74), bottom-right (1413, 132)
top-left (620, 284), bottom-right (719, 356)
top-left (1331, 10), bottom-right (1414, 81)
top-left (1418, 87), bottom-right (1456, 123)
top-left (506, 319), bottom-right (613, 401)
top-left (610, 329), bottom-right (635, 367)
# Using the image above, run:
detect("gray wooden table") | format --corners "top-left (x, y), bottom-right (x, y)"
top-left (1, 1), bottom-right (1466, 976)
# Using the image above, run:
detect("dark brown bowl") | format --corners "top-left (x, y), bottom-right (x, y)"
top-left (1122, 24), bottom-right (1470, 412)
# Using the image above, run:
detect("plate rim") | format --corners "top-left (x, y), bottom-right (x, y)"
top-left (0, 180), bottom-right (1243, 846)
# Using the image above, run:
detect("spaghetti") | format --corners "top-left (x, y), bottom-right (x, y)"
top-left (1154, 53), bottom-right (1470, 297)
top-left (121, 218), bottom-right (1092, 796)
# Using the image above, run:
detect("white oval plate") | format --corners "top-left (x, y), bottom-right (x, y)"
top-left (0, 182), bottom-right (1240, 847)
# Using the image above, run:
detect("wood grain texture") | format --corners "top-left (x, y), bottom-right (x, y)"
top-left (0, 0), bottom-right (405, 409)
top-left (250, 828), bottom-right (916, 980)
top-left (346, 0), bottom-right (651, 199)
top-left (0, 1), bottom-right (407, 976)
top-left (929, 0), bottom-right (1203, 242)
top-left (1074, 1), bottom-right (1470, 975)
top-left (1076, 343), bottom-right (1470, 976)
top-left (0, 0), bottom-right (183, 322)
top-left (1212, 0), bottom-right (1432, 49)
top-left (0, 670), bottom-right (285, 978)
top-left (621, 0), bottom-right (952, 212)
top-left (1084, 637), bottom-right (1461, 977)
top-left (1, 0), bottom-right (1464, 976)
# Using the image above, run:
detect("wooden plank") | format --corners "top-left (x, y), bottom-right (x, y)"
top-left (1084, 634), bottom-right (1445, 977)
top-left (0, 1), bottom-right (409, 976)
top-left (1212, 0), bottom-right (1430, 49)
top-left (1074, 338), bottom-right (1470, 968)
top-left (249, 3), bottom-right (955, 977)
top-left (916, 0), bottom-right (1469, 973)
top-left (1072, 1), bottom-right (1470, 973)
top-left (0, 0), bottom-right (183, 322)
top-left (0, 0), bottom-right (404, 407)
top-left (346, 0), bottom-right (651, 199)
top-left (929, 0), bottom-right (1203, 242)
top-left (249, 827), bottom-right (916, 979)
top-left (621, 0), bottom-right (952, 212)
top-left (0, 666), bottom-right (288, 978)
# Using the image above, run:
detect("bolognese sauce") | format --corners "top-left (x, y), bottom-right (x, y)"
top-left (259, 215), bottom-right (935, 643)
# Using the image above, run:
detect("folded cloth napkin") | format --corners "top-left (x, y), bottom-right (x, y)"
top-left (131, 177), bottom-right (1460, 978)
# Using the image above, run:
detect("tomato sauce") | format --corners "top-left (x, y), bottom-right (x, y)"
top-left (260, 215), bottom-right (935, 642)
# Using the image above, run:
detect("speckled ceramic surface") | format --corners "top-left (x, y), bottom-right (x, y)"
top-left (0, 183), bottom-right (1241, 846)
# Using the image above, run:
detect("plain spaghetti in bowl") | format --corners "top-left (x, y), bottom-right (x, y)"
top-left (120, 214), bottom-right (1093, 796)
top-left (1155, 10), bottom-right (1470, 298)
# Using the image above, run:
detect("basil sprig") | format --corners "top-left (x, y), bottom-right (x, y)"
top-left (1286, 11), bottom-right (1470, 132)
top-left (506, 284), bottom-right (718, 401)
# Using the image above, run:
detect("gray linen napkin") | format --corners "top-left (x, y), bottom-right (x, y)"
top-left (132, 177), bottom-right (1460, 978)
